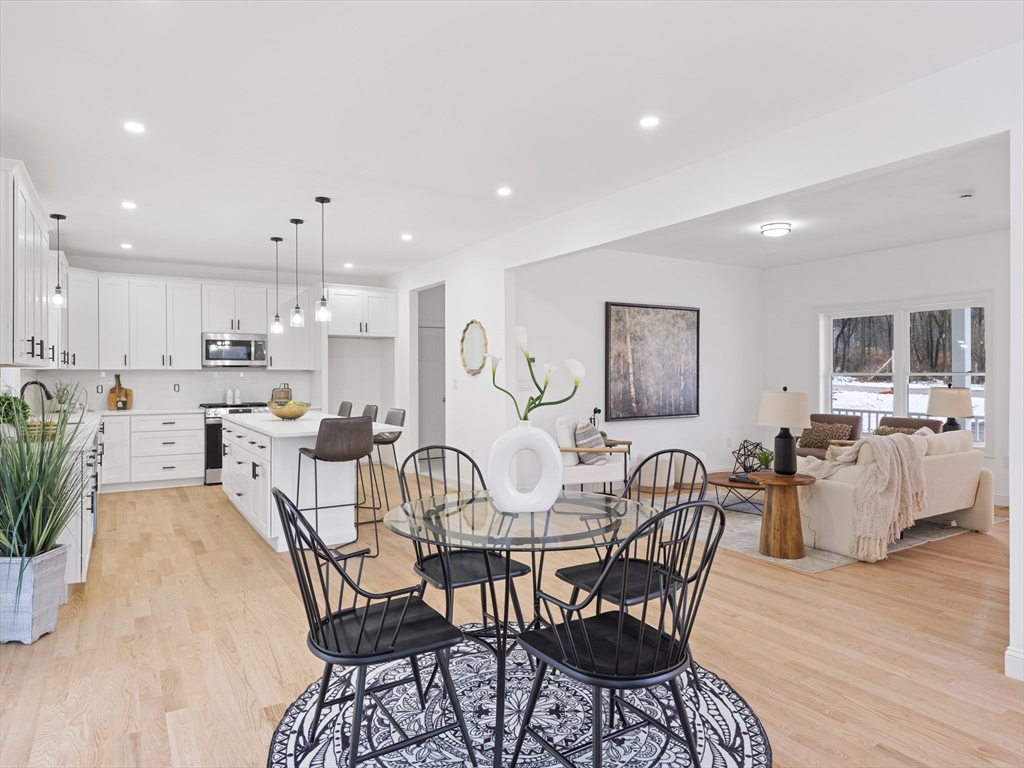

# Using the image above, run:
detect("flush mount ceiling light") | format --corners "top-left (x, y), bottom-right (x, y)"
top-left (497, 187), bottom-right (512, 197)
top-left (123, 121), bottom-right (145, 134)
top-left (50, 214), bottom-right (66, 307)
top-left (314, 196), bottom-right (332, 322)
top-left (121, 201), bottom-right (137, 210)
top-left (270, 236), bottom-right (284, 334)
top-left (760, 222), bottom-right (792, 237)
top-left (289, 218), bottom-right (305, 327)
top-left (120, 243), bottom-right (133, 249)
top-left (639, 115), bottom-right (660, 128)
top-left (401, 233), bottom-right (412, 241)
top-left (343, 263), bottom-right (354, 269)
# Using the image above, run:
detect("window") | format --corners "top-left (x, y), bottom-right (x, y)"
top-left (827, 302), bottom-right (986, 445)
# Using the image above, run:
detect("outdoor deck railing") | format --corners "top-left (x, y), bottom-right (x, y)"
top-left (831, 408), bottom-right (984, 443)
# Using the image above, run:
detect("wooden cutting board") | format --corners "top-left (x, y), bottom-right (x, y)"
top-left (107, 374), bottom-right (133, 410)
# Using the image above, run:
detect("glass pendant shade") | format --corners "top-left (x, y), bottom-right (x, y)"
top-left (316, 297), bottom-right (331, 322)
top-left (270, 313), bottom-right (284, 334)
top-left (51, 285), bottom-right (64, 306)
top-left (290, 305), bottom-right (305, 327)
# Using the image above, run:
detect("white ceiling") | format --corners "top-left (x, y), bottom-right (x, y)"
top-left (603, 134), bottom-right (1011, 268)
top-left (1, 1), bottom-right (1020, 279)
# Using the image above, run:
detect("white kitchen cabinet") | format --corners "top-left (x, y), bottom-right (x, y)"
top-left (202, 284), bottom-right (267, 334)
top-left (129, 277), bottom-right (168, 370)
top-left (67, 269), bottom-right (98, 370)
top-left (167, 282), bottom-right (202, 369)
top-left (268, 287), bottom-right (311, 370)
top-left (98, 276), bottom-right (130, 370)
top-left (100, 417), bottom-right (130, 484)
top-left (327, 287), bottom-right (396, 338)
top-left (48, 253), bottom-right (70, 368)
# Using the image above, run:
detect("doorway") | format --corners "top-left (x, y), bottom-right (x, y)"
top-left (417, 284), bottom-right (445, 452)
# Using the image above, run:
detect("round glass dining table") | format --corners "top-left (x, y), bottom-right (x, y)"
top-left (384, 490), bottom-right (658, 768)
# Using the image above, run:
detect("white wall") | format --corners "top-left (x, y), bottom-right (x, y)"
top-left (386, 43), bottom-right (1023, 678)
top-left (26, 367), bottom-right (312, 410)
top-left (762, 229), bottom-right (1011, 502)
top-left (327, 337), bottom-right (395, 419)
top-left (510, 249), bottom-right (763, 480)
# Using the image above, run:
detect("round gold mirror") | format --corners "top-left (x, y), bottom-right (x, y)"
top-left (460, 320), bottom-right (488, 375)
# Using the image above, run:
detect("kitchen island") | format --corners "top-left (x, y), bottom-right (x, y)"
top-left (220, 412), bottom-right (401, 551)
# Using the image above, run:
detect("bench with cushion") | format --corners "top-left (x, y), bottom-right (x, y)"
top-left (796, 413), bottom-right (863, 460)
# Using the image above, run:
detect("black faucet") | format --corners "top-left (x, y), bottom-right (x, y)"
top-left (20, 380), bottom-right (53, 401)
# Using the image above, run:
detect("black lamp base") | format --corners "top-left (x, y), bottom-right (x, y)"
top-left (941, 417), bottom-right (962, 433)
top-left (774, 427), bottom-right (797, 475)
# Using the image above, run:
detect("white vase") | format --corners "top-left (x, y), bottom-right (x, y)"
top-left (487, 419), bottom-right (564, 513)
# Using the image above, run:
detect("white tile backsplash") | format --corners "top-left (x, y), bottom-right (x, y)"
top-left (29, 368), bottom-right (312, 410)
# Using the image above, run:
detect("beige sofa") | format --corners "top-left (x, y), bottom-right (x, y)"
top-left (797, 430), bottom-right (994, 561)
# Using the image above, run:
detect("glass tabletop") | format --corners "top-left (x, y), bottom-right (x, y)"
top-left (383, 490), bottom-right (658, 553)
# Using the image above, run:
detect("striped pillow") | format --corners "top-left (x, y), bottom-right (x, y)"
top-left (574, 422), bottom-right (608, 465)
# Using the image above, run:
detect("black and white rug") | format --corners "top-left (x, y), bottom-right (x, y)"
top-left (269, 632), bottom-right (771, 768)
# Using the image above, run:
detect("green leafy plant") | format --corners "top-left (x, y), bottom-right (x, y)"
top-left (755, 449), bottom-right (775, 470)
top-left (51, 379), bottom-right (78, 406)
top-left (1, 390), bottom-right (86, 599)
top-left (0, 394), bottom-right (29, 425)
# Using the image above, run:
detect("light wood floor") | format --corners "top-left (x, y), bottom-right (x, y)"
top-left (1, 471), bottom-right (1021, 768)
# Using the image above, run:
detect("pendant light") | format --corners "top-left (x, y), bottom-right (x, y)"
top-left (270, 236), bottom-right (284, 334)
top-left (314, 196), bottom-right (332, 322)
top-left (49, 214), bottom-right (66, 307)
top-left (289, 218), bottom-right (305, 327)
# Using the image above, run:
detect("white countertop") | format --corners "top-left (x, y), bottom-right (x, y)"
top-left (90, 408), bottom-right (205, 416)
top-left (223, 412), bottom-right (403, 439)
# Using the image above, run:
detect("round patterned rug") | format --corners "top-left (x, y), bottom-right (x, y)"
top-left (269, 633), bottom-right (771, 768)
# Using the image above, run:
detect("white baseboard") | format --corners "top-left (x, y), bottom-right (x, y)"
top-left (994, 493), bottom-right (1010, 508)
top-left (1006, 647), bottom-right (1024, 681)
top-left (100, 477), bottom-right (204, 494)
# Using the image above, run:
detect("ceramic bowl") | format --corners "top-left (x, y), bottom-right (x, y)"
top-left (267, 401), bottom-right (310, 420)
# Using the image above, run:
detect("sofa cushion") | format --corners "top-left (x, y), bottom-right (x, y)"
top-left (925, 430), bottom-right (974, 455)
top-left (856, 434), bottom-right (927, 465)
top-left (799, 421), bottom-right (852, 449)
top-left (555, 416), bottom-right (580, 467)
top-left (574, 421), bottom-right (607, 465)
top-left (874, 425), bottom-right (918, 436)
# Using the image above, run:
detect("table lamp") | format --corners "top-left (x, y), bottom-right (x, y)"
top-left (757, 387), bottom-right (811, 475)
top-left (926, 383), bottom-right (973, 433)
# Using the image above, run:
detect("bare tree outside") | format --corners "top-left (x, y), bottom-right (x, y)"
top-left (606, 303), bottom-right (698, 420)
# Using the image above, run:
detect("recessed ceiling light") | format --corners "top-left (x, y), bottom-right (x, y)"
top-left (121, 201), bottom-right (137, 210)
top-left (497, 187), bottom-right (512, 197)
top-left (121, 243), bottom-right (133, 249)
top-left (123, 122), bottom-right (145, 134)
top-left (760, 222), bottom-right (792, 237)
top-left (401, 233), bottom-right (412, 241)
top-left (639, 116), bottom-right (659, 128)
top-left (343, 263), bottom-right (354, 269)
top-left (961, 214), bottom-right (976, 220)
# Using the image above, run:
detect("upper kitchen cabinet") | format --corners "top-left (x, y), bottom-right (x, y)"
top-left (98, 276), bottom-right (130, 370)
top-left (166, 282), bottom-right (202, 369)
top-left (67, 269), bottom-right (99, 370)
top-left (267, 287), bottom-right (311, 370)
top-left (0, 159), bottom-right (51, 366)
top-left (202, 284), bottom-right (267, 334)
top-left (46, 251), bottom-right (70, 368)
top-left (129, 278), bottom-right (168, 369)
top-left (327, 287), bottom-right (396, 338)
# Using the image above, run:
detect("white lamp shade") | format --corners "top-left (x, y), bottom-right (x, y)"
top-left (757, 390), bottom-right (811, 429)
top-left (926, 386), bottom-right (973, 418)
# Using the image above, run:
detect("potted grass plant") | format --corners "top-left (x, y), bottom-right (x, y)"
top-left (0, 390), bottom-right (84, 644)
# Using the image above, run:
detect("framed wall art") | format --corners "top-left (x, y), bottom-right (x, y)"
top-left (605, 302), bottom-right (699, 420)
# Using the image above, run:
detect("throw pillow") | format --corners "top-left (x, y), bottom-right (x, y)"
top-left (574, 421), bottom-right (608, 465)
top-left (555, 416), bottom-right (580, 467)
top-left (874, 425), bottom-right (918, 436)
top-left (798, 421), bottom-right (852, 449)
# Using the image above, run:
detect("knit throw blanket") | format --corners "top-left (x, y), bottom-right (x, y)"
top-left (801, 434), bottom-right (925, 562)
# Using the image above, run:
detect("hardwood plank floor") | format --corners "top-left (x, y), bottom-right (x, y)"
top-left (1, 472), bottom-right (1021, 767)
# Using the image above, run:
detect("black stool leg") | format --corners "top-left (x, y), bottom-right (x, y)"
top-left (592, 685), bottom-right (604, 768)
top-left (435, 650), bottom-right (477, 767)
top-left (375, 444), bottom-right (392, 511)
top-left (669, 675), bottom-right (699, 765)
top-left (510, 661), bottom-right (548, 767)
top-left (348, 666), bottom-right (367, 768)
top-left (309, 662), bottom-right (333, 742)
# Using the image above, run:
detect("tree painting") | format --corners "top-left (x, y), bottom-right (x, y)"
top-left (606, 303), bottom-right (699, 420)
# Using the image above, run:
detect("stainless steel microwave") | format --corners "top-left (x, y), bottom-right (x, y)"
top-left (201, 333), bottom-right (268, 368)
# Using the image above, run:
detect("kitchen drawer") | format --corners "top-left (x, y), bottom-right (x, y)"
top-left (131, 429), bottom-right (204, 457)
top-left (132, 413), bottom-right (204, 433)
top-left (130, 454), bottom-right (204, 483)
top-left (234, 432), bottom-right (270, 460)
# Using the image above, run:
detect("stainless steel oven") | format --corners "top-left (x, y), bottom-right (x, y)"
top-left (201, 333), bottom-right (268, 368)
top-left (202, 402), bottom-right (269, 484)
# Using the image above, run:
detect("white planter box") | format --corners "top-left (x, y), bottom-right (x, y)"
top-left (0, 545), bottom-right (70, 644)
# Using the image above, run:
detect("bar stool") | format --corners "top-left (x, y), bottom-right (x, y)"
top-left (337, 400), bottom-right (352, 417)
top-left (361, 404), bottom-right (378, 420)
top-left (371, 408), bottom-right (406, 511)
top-left (296, 416), bottom-right (381, 557)
top-left (356, 405), bottom-right (380, 508)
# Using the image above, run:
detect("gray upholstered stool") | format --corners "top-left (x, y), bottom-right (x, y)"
top-left (337, 400), bottom-right (352, 418)
top-left (372, 408), bottom-right (406, 510)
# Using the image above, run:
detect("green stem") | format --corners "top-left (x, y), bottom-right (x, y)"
top-left (525, 354), bottom-right (544, 393)
top-left (491, 369), bottom-right (523, 421)
top-left (524, 383), bottom-right (579, 417)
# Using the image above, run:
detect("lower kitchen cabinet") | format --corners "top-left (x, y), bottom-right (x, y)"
top-left (100, 410), bottom-right (204, 489)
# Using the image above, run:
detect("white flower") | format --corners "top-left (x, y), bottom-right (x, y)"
top-left (511, 326), bottom-right (529, 356)
top-left (542, 363), bottom-right (557, 383)
top-left (565, 359), bottom-right (586, 384)
top-left (489, 355), bottom-right (502, 373)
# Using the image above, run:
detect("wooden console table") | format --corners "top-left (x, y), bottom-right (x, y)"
top-left (749, 471), bottom-right (816, 559)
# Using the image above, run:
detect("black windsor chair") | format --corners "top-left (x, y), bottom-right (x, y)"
top-left (398, 446), bottom-right (530, 633)
top-left (511, 500), bottom-right (726, 768)
top-left (273, 488), bottom-right (477, 768)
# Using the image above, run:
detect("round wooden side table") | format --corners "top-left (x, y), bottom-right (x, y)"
top-left (748, 471), bottom-right (816, 559)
